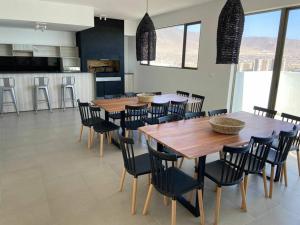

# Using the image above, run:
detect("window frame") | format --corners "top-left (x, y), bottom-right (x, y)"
top-left (140, 21), bottom-right (201, 70)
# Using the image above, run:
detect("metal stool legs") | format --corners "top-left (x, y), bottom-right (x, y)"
top-left (0, 77), bottom-right (19, 115)
top-left (34, 86), bottom-right (52, 112)
top-left (61, 85), bottom-right (76, 110)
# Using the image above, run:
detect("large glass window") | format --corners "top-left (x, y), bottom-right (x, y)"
top-left (232, 11), bottom-right (281, 113)
top-left (141, 22), bottom-right (201, 69)
top-left (275, 9), bottom-right (300, 115)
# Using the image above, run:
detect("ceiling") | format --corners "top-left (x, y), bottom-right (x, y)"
top-left (41, 0), bottom-right (214, 20)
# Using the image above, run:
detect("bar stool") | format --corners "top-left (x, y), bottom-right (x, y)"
top-left (33, 77), bottom-right (52, 112)
top-left (61, 76), bottom-right (76, 110)
top-left (0, 77), bottom-right (19, 115)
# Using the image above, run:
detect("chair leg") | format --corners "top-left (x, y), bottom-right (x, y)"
top-left (244, 174), bottom-right (249, 196)
top-left (283, 162), bottom-right (288, 187)
top-left (78, 125), bottom-right (83, 142)
top-left (171, 199), bottom-right (176, 225)
top-left (280, 166), bottom-right (284, 183)
top-left (269, 166), bottom-right (275, 198)
top-left (297, 151), bottom-right (300, 176)
top-left (189, 172), bottom-right (198, 203)
top-left (178, 158), bottom-right (184, 168)
top-left (90, 129), bottom-right (95, 148)
top-left (125, 129), bottom-right (129, 138)
top-left (138, 131), bottom-right (142, 142)
top-left (148, 174), bottom-right (151, 186)
top-left (197, 189), bottom-right (205, 225)
top-left (131, 177), bottom-right (138, 215)
top-left (262, 167), bottom-right (268, 198)
top-left (99, 133), bottom-right (104, 157)
top-left (240, 180), bottom-right (247, 212)
top-left (88, 127), bottom-right (92, 149)
top-left (108, 132), bottom-right (112, 144)
top-left (143, 184), bottom-right (154, 215)
top-left (163, 196), bottom-right (169, 206)
top-left (214, 187), bottom-right (222, 225)
top-left (119, 167), bottom-right (126, 192)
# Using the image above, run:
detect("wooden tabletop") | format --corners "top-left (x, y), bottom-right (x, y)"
top-left (139, 111), bottom-right (294, 159)
top-left (93, 94), bottom-right (200, 113)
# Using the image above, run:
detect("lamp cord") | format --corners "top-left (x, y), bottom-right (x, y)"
top-left (146, 0), bottom-right (149, 13)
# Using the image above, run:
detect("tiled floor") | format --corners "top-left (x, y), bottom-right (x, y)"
top-left (0, 109), bottom-right (300, 225)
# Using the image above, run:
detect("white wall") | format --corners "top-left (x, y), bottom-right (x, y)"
top-left (0, 0), bottom-right (94, 31)
top-left (0, 26), bottom-right (76, 46)
top-left (133, 0), bottom-right (300, 111)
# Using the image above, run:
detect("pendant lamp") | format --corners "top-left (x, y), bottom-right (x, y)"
top-left (136, 0), bottom-right (156, 61)
top-left (216, 0), bottom-right (245, 64)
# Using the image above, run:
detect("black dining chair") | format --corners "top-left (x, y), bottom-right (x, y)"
top-left (176, 90), bottom-right (190, 97)
top-left (253, 106), bottom-right (277, 118)
top-left (89, 106), bottom-right (119, 157)
top-left (169, 100), bottom-right (188, 121)
top-left (280, 113), bottom-right (300, 176)
top-left (104, 94), bottom-right (122, 122)
top-left (77, 99), bottom-right (99, 149)
top-left (118, 135), bottom-right (151, 215)
top-left (205, 144), bottom-right (250, 225)
top-left (143, 142), bottom-right (205, 225)
top-left (185, 94), bottom-right (205, 119)
top-left (125, 104), bottom-right (148, 138)
top-left (243, 133), bottom-right (275, 198)
top-left (208, 109), bottom-right (227, 117)
top-left (144, 102), bottom-right (169, 125)
top-left (266, 126), bottom-right (298, 198)
top-left (152, 91), bottom-right (162, 95)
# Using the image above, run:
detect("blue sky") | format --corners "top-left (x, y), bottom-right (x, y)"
top-left (244, 9), bottom-right (300, 40)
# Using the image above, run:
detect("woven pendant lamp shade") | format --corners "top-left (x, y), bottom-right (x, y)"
top-left (136, 12), bottom-right (156, 61)
top-left (216, 0), bottom-right (245, 64)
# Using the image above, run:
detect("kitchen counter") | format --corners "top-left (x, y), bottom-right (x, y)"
top-left (0, 72), bottom-right (94, 113)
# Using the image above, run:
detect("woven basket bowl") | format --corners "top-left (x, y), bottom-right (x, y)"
top-left (137, 93), bottom-right (155, 103)
top-left (209, 117), bottom-right (245, 135)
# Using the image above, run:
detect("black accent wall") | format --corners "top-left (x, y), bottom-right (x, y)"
top-left (76, 18), bottom-right (124, 97)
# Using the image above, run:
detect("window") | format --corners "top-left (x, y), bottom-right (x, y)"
top-left (231, 6), bottom-right (300, 116)
top-left (141, 22), bottom-right (201, 69)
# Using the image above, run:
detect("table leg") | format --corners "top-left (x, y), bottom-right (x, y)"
top-left (120, 110), bottom-right (126, 136)
top-left (105, 111), bottom-right (109, 122)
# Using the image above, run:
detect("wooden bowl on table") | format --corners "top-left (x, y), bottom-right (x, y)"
top-left (209, 117), bottom-right (245, 135)
top-left (137, 93), bottom-right (155, 103)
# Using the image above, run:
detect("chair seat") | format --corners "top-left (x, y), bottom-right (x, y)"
top-left (93, 121), bottom-right (119, 133)
top-left (108, 112), bottom-right (121, 120)
top-left (131, 153), bottom-right (151, 177)
top-left (205, 160), bottom-right (242, 186)
top-left (125, 120), bottom-right (145, 130)
top-left (144, 117), bottom-right (159, 125)
top-left (156, 167), bottom-right (200, 197)
top-left (161, 146), bottom-right (183, 159)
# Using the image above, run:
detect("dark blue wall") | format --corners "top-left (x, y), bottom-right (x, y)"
top-left (76, 17), bottom-right (124, 97)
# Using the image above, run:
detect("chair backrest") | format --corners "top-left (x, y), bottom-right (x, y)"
top-left (0, 77), bottom-right (15, 88)
top-left (89, 105), bottom-right (102, 121)
top-left (281, 112), bottom-right (300, 149)
top-left (34, 77), bottom-right (49, 86)
top-left (219, 144), bottom-right (250, 185)
top-left (152, 92), bottom-right (162, 95)
top-left (124, 92), bottom-right (137, 97)
top-left (169, 100), bottom-right (187, 119)
top-left (253, 106), bottom-right (277, 118)
top-left (190, 94), bottom-right (205, 113)
top-left (246, 133), bottom-right (275, 174)
top-left (62, 76), bottom-right (75, 86)
top-left (119, 135), bottom-right (138, 176)
top-left (208, 109), bottom-right (227, 117)
top-left (77, 99), bottom-right (91, 124)
top-left (125, 104), bottom-right (148, 122)
top-left (176, 90), bottom-right (189, 97)
top-left (272, 126), bottom-right (298, 164)
top-left (149, 102), bottom-right (169, 119)
top-left (147, 141), bottom-right (178, 196)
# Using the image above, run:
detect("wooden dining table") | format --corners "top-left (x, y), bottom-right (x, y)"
top-left (92, 93), bottom-right (201, 135)
top-left (139, 111), bottom-right (294, 217)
